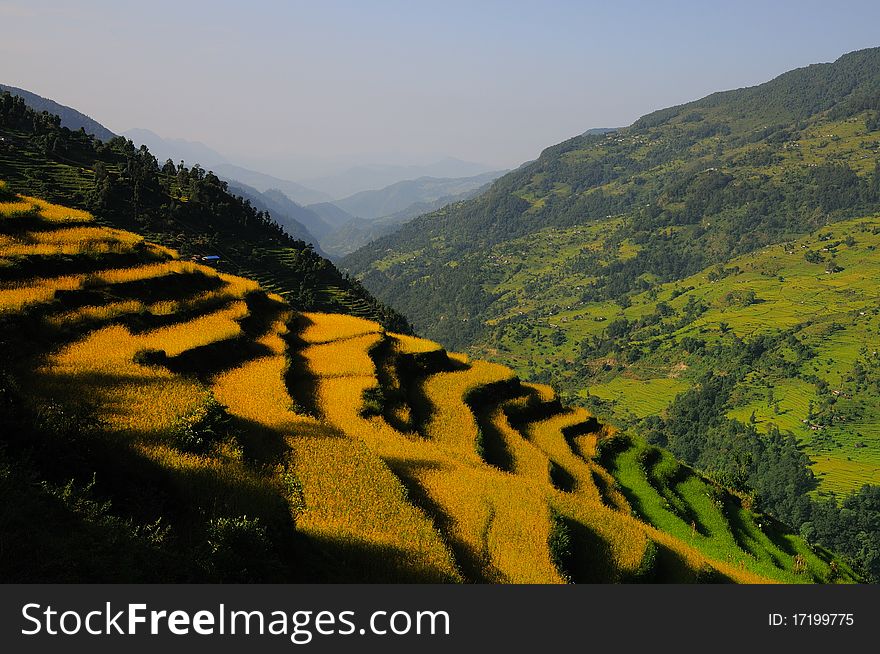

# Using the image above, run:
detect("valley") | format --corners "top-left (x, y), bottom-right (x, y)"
top-left (2, 44), bottom-right (879, 586)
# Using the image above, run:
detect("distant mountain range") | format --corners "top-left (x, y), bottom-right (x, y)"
top-left (315, 174), bottom-right (501, 257)
top-left (121, 129), bottom-right (333, 206)
top-left (120, 127), bottom-right (499, 207)
top-left (328, 170), bottom-right (505, 220)
top-left (299, 157), bottom-right (499, 199)
top-left (0, 84), bottom-right (116, 141)
top-left (1, 83), bottom-right (505, 262)
top-left (211, 163), bottom-right (332, 207)
top-left (307, 202), bottom-right (359, 229)
top-left (2, 84), bottom-right (506, 263)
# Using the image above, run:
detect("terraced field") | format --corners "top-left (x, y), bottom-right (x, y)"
top-left (0, 185), bottom-right (852, 583)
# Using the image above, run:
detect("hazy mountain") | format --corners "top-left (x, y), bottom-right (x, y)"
top-left (123, 128), bottom-right (227, 168)
top-left (213, 163), bottom-right (330, 206)
top-left (330, 171), bottom-right (505, 220)
top-left (307, 202), bottom-right (359, 229)
top-left (320, 179), bottom-right (497, 258)
top-left (320, 219), bottom-right (408, 260)
top-left (299, 157), bottom-right (498, 199)
top-left (0, 84), bottom-right (116, 141)
top-left (225, 181), bottom-right (332, 249)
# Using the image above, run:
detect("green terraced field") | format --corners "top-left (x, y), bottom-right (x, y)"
top-left (477, 215), bottom-right (880, 494)
top-left (606, 440), bottom-right (851, 583)
top-left (584, 377), bottom-right (690, 420)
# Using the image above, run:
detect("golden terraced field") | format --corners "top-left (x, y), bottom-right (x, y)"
top-left (0, 186), bottom-right (846, 583)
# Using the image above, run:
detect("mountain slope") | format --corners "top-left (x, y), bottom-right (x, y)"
top-left (0, 84), bottom-right (116, 141)
top-left (344, 47), bottom-right (880, 350)
top-left (342, 47), bottom-right (880, 580)
top-left (0, 185), bottom-right (848, 583)
top-left (546, 215), bottom-right (880, 494)
top-left (0, 90), bottom-right (407, 331)
top-left (225, 181), bottom-right (329, 250)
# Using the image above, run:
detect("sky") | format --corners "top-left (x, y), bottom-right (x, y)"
top-left (2, 0), bottom-right (880, 178)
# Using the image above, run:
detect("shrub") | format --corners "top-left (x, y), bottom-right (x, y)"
top-left (548, 510), bottom-right (573, 582)
top-left (359, 386), bottom-right (385, 418)
top-left (203, 515), bottom-right (279, 582)
top-left (33, 400), bottom-right (103, 441)
top-left (171, 396), bottom-right (232, 455)
top-left (132, 348), bottom-right (168, 366)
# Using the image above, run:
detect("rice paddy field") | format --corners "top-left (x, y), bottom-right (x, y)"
top-left (0, 187), bottom-right (855, 583)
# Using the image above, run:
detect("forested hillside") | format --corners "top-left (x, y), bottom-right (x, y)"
top-left (0, 84), bottom-right (116, 141)
top-left (345, 47), bottom-right (880, 345)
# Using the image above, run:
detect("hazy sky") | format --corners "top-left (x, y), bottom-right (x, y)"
top-left (3, 0), bottom-right (880, 174)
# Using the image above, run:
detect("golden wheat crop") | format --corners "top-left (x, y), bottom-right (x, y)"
top-left (486, 405), bottom-right (549, 481)
top-left (2, 187), bottom-right (785, 584)
top-left (298, 311), bottom-right (383, 344)
top-left (217, 272), bottom-right (260, 296)
top-left (34, 301), bottom-right (247, 440)
top-left (136, 440), bottom-right (290, 522)
top-left (302, 333), bottom-right (383, 378)
top-left (317, 376), bottom-right (401, 443)
top-left (94, 260), bottom-right (201, 284)
top-left (551, 492), bottom-right (651, 578)
top-left (142, 280), bottom-right (255, 318)
top-left (212, 316), bottom-right (299, 434)
top-left (522, 408), bottom-right (602, 502)
top-left (522, 382), bottom-right (556, 403)
top-left (214, 354), bottom-right (299, 432)
top-left (0, 201), bottom-right (36, 218)
top-left (0, 226), bottom-right (144, 256)
top-left (33, 324), bottom-right (208, 439)
top-left (390, 332), bottom-right (443, 354)
top-left (287, 429), bottom-right (461, 582)
top-left (138, 302), bottom-right (247, 356)
top-left (24, 196), bottom-right (94, 223)
top-left (413, 465), bottom-right (564, 583)
top-left (420, 359), bottom-right (516, 461)
top-left (43, 300), bottom-right (146, 327)
top-left (0, 273), bottom-right (83, 313)
top-left (257, 316), bottom-right (290, 354)
top-left (486, 479), bottom-right (564, 583)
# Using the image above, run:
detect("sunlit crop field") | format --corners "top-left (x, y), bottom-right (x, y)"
top-left (421, 359), bottom-right (516, 461)
top-left (0, 186), bottom-right (839, 584)
top-left (298, 311), bottom-right (382, 343)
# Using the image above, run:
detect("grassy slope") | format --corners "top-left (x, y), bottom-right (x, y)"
top-left (0, 185), bottom-right (850, 583)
